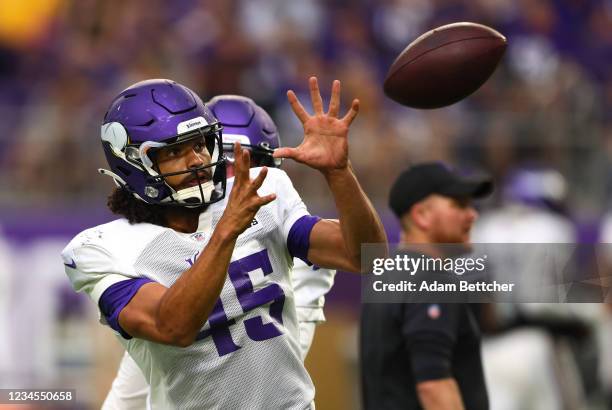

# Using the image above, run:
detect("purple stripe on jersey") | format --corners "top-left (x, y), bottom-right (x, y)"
top-left (99, 278), bottom-right (154, 339)
top-left (287, 215), bottom-right (321, 264)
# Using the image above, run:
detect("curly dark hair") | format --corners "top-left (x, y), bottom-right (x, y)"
top-left (107, 187), bottom-right (168, 226)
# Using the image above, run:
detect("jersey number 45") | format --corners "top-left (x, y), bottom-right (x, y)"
top-left (193, 249), bottom-right (285, 356)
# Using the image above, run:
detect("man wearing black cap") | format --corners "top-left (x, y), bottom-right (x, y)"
top-left (360, 162), bottom-right (492, 410)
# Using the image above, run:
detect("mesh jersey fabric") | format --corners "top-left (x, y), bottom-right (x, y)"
top-left (62, 168), bottom-right (316, 409)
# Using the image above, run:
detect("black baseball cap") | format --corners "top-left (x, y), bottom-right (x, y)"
top-left (389, 162), bottom-right (494, 218)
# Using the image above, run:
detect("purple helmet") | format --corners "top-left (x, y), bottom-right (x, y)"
top-left (100, 79), bottom-right (226, 207)
top-left (207, 95), bottom-right (282, 168)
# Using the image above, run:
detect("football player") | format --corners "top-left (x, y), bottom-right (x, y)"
top-left (102, 94), bottom-right (337, 409)
top-left (62, 77), bottom-right (386, 409)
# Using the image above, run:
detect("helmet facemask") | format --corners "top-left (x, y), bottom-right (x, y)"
top-left (222, 135), bottom-right (282, 168)
top-left (101, 122), bottom-right (226, 208)
top-left (144, 127), bottom-right (226, 207)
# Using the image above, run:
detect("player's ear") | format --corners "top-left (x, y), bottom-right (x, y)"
top-left (409, 200), bottom-right (431, 231)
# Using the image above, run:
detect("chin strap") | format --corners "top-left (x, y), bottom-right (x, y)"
top-left (98, 168), bottom-right (128, 187)
top-left (99, 168), bottom-right (151, 203)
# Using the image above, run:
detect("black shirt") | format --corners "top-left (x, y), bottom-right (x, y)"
top-left (360, 301), bottom-right (489, 410)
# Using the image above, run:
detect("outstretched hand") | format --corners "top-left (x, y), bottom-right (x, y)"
top-left (273, 77), bottom-right (359, 173)
top-left (219, 143), bottom-right (276, 238)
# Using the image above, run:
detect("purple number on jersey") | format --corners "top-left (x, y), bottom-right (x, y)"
top-left (195, 249), bottom-right (285, 356)
top-left (228, 249), bottom-right (285, 341)
top-left (196, 299), bottom-right (241, 355)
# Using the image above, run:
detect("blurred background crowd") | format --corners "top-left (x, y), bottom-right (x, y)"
top-left (0, 0), bottom-right (611, 409)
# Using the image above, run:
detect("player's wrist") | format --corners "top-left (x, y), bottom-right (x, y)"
top-left (213, 219), bottom-right (241, 242)
top-left (321, 161), bottom-right (353, 186)
top-left (321, 161), bottom-right (352, 180)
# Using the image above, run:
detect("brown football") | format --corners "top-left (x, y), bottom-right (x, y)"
top-left (383, 22), bottom-right (507, 109)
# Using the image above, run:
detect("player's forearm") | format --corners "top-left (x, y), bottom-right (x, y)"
top-left (324, 163), bottom-right (387, 271)
top-left (416, 378), bottom-right (465, 410)
top-left (156, 226), bottom-right (237, 346)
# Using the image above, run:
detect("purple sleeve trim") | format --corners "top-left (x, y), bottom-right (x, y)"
top-left (98, 278), bottom-right (154, 339)
top-left (287, 215), bottom-right (321, 264)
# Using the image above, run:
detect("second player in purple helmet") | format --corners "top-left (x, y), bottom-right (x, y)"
top-left (102, 94), bottom-right (337, 409)
top-left (210, 95), bottom-right (283, 169)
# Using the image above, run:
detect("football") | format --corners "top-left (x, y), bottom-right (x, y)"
top-left (383, 22), bottom-right (507, 109)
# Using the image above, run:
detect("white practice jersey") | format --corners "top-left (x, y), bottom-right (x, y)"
top-left (292, 261), bottom-right (336, 359)
top-left (103, 261), bottom-right (336, 410)
top-left (293, 259), bottom-right (336, 324)
top-left (62, 168), bottom-right (315, 409)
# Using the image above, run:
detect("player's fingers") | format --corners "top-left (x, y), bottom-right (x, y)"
top-left (272, 147), bottom-right (299, 160)
top-left (309, 76), bottom-right (324, 115)
top-left (256, 193), bottom-right (277, 207)
top-left (341, 98), bottom-right (360, 125)
top-left (287, 90), bottom-right (309, 124)
top-left (233, 142), bottom-right (248, 184)
top-left (232, 142), bottom-right (242, 176)
top-left (250, 166), bottom-right (268, 191)
top-left (242, 148), bottom-right (251, 174)
top-left (328, 80), bottom-right (341, 117)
